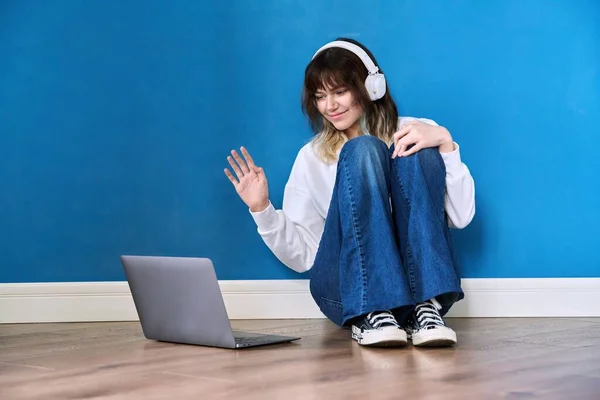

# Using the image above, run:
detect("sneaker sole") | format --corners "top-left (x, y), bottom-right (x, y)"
top-left (411, 327), bottom-right (457, 347)
top-left (352, 326), bottom-right (408, 347)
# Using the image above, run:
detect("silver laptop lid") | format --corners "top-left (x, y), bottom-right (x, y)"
top-left (121, 255), bottom-right (236, 348)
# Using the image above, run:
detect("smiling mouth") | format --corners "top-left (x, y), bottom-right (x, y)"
top-left (329, 111), bottom-right (347, 119)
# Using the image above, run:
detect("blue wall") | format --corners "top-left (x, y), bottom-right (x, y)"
top-left (1, 1), bottom-right (598, 283)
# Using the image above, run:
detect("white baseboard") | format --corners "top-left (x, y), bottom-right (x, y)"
top-left (1, 278), bottom-right (599, 323)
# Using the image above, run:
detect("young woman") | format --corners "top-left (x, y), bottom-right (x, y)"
top-left (224, 38), bottom-right (475, 348)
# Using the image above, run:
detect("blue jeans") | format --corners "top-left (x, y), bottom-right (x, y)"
top-left (309, 136), bottom-right (464, 327)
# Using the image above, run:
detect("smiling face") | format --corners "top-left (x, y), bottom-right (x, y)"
top-left (301, 44), bottom-right (371, 140)
top-left (301, 38), bottom-right (399, 163)
top-left (314, 85), bottom-right (364, 138)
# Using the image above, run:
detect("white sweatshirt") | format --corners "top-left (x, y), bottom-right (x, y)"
top-left (249, 117), bottom-right (476, 274)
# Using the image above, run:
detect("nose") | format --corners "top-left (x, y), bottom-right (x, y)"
top-left (326, 95), bottom-right (337, 111)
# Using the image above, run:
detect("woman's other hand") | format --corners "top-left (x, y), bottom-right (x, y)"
top-left (391, 120), bottom-right (455, 158)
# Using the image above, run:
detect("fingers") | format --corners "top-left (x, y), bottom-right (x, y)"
top-left (393, 135), bottom-right (416, 158)
top-left (393, 135), bottom-right (421, 158)
top-left (241, 146), bottom-right (256, 168)
top-left (392, 144), bottom-right (402, 159)
top-left (226, 146), bottom-right (262, 183)
top-left (224, 168), bottom-right (238, 185)
top-left (253, 165), bottom-right (266, 180)
top-left (400, 143), bottom-right (423, 157)
top-left (227, 155), bottom-right (244, 180)
top-left (393, 125), bottom-right (411, 142)
top-left (392, 121), bottom-right (438, 158)
top-left (392, 126), bottom-right (412, 158)
top-left (231, 149), bottom-right (249, 174)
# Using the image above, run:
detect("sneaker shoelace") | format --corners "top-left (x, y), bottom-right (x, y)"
top-left (414, 298), bottom-right (446, 330)
top-left (367, 311), bottom-right (400, 329)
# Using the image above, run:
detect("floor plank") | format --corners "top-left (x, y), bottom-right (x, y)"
top-left (0, 318), bottom-right (598, 399)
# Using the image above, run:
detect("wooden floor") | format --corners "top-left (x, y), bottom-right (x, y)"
top-left (1, 318), bottom-right (600, 399)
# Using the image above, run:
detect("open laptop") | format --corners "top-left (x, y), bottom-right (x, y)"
top-left (120, 255), bottom-right (300, 349)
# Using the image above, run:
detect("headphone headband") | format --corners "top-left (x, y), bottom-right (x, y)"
top-left (311, 40), bottom-right (380, 75)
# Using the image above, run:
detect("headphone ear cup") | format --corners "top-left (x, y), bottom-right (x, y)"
top-left (365, 73), bottom-right (387, 101)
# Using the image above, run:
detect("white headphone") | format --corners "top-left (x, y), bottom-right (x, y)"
top-left (311, 40), bottom-right (387, 101)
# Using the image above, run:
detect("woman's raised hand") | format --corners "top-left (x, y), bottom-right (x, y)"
top-left (224, 147), bottom-right (270, 212)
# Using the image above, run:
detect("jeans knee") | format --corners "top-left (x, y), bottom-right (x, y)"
top-left (417, 147), bottom-right (445, 170)
top-left (340, 135), bottom-right (388, 161)
top-left (393, 146), bottom-right (445, 177)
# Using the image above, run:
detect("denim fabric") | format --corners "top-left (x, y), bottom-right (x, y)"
top-left (309, 136), bottom-right (464, 327)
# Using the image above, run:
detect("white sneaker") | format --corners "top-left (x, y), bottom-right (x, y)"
top-left (351, 310), bottom-right (408, 347)
top-left (406, 298), bottom-right (457, 347)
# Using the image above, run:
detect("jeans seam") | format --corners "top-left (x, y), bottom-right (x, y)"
top-left (417, 151), bottom-right (447, 224)
top-left (393, 160), bottom-right (417, 298)
top-left (405, 246), bottom-right (417, 298)
top-left (320, 297), bottom-right (343, 308)
top-left (343, 160), bottom-right (368, 315)
top-left (393, 161), bottom-right (411, 211)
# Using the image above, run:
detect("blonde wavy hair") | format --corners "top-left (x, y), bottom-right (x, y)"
top-left (301, 38), bottom-right (399, 164)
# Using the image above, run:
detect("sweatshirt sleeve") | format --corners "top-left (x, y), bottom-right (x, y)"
top-left (248, 150), bottom-right (324, 273)
top-left (440, 143), bottom-right (476, 228)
